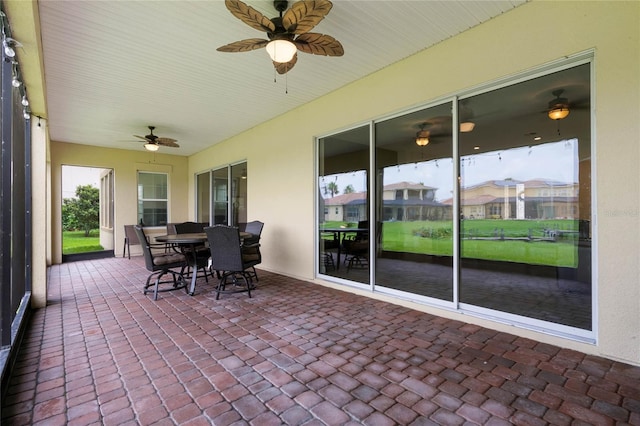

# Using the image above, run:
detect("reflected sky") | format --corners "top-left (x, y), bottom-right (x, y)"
top-left (320, 139), bottom-right (578, 201)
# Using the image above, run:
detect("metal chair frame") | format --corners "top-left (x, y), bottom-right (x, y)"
top-left (135, 226), bottom-right (188, 300)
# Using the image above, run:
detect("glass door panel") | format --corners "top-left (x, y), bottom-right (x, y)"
top-left (212, 167), bottom-right (229, 225)
top-left (318, 125), bottom-right (370, 284)
top-left (458, 63), bottom-right (592, 330)
top-left (231, 163), bottom-right (247, 226)
top-left (374, 103), bottom-right (454, 301)
top-left (196, 171), bottom-right (210, 224)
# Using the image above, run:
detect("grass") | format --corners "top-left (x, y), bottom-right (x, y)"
top-left (321, 219), bottom-right (579, 267)
top-left (62, 230), bottom-right (104, 254)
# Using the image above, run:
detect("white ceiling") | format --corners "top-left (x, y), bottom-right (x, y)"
top-left (37, 0), bottom-right (526, 156)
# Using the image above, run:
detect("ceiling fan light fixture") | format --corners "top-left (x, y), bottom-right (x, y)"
top-left (144, 142), bottom-right (159, 152)
top-left (415, 130), bottom-right (430, 146)
top-left (460, 121), bottom-right (475, 133)
top-left (266, 39), bottom-right (297, 63)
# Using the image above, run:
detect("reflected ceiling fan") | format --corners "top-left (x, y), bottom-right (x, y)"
top-left (134, 126), bottom-right (179, 151)
top-left (546, 89), bottom-right (589, 120)
top-left (414, 118), bottom-right (452, 147)
top-left (217, 0), bottom-right (344, 74)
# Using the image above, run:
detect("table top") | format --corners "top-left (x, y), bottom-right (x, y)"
top-left (155, 231), bottom-right (252, 244)
top-left (322, 228), bottom-right (368, 233)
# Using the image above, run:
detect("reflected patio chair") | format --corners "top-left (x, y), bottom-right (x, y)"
top-left (343, 220), bottom-right (369, 270)
top-left (205, 225), bottom-right (259, 300)
top-left (134, 226), bottom-right (188, 300)
top-left (174, 221), bottom-right (211, 283)
top-left (320, 231), bottom-right (339, 272)
top-left (123, 224), bottom-right (143, 259)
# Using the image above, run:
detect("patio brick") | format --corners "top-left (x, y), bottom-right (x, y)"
top-left (1, 257), bottom-right (639, 425)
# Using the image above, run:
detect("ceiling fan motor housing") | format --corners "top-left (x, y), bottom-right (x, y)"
top-left (274, 0), bottom-right (288, 13)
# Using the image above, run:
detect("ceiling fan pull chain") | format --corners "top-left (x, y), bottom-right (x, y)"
top-left (285, 69), bottom-right (288, 94)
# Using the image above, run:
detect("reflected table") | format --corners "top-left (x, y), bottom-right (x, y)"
top-left (321, 228), bottom-right (368, 270)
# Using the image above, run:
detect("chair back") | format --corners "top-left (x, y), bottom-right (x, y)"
top-left (244, 220), bottom-right (264, 237)
top-left (205, 225), bottom-right (244, 272)
top-left (166, 223), bottom-right (178, 235)
top-left (134, 226), bottom-right (156, 271)
top-left (124, 225), bottom-right (141, 245)
top-left (175, 221), bottom-right (208, 234)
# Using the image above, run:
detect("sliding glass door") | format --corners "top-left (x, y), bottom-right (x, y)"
top-left (458, 63), bottom-right (591, 331)
top-left (374, 102), bottom-right (454, 302)
top-left (317, 125), bottom-right (370, 285)
top-left (316, 59), bottom-right (593, 335)
top-left (195, 161), bottom-right (248, 226)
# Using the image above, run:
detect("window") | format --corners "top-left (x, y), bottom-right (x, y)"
top-left (100, 170), bottom-right (114, 229)
top-left (137, 172), bottom-right (168, 226)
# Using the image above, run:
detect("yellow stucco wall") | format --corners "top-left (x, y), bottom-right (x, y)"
top-left (50, 142), bottom-right (190, 264)
top-left (188, 1), bottom-right (640, 365)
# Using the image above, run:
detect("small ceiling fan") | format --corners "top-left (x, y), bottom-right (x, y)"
top-left (217, 0), bottom-right (344, 74)
top-left (134, 126), bottom-right (179, 151)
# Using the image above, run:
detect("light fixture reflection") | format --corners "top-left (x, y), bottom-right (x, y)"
top-left (548, 107), bottom-right (570, 120)
top-left (415, 130), bottom-right (430, 146)
top-left (460, 121), bottom-right (475, 132)
top-left (266, 39), bottom-right (296, 63)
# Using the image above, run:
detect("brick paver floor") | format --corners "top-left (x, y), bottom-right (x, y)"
top-left (2, 257), bottom-right (639, 425)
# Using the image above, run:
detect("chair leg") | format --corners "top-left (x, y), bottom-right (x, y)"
top-left (144, 269), bottom-right (187, 300)
top-left (153, 271), bottom-right (166, 301)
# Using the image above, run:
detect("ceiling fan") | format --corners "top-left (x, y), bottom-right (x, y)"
top-left (134, 126), bottom-right (179, 151)
top-left (217, 0), bottom-right (344, 74)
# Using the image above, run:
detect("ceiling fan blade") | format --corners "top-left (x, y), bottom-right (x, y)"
top-left (156, 138), bottom-right (179, 148)
top-left (282, 0), bottom-right (333, 34)
top-left (134, 134), bottom-right (151, 142)
top-left (224, 0), bottom-right (275, 32)
top-left (217, 38), bottom-right (269, 53)
top-left (294, 33), bottom-right (343, 56)
top-left (274, 53), bottom-right (297, 74)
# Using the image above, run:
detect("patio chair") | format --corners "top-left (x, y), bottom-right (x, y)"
top-left (240, 220), bottom-right (263, 281)
top-left (205, 225), bottom-right (260, 300)
top-left (134, 225), bottom-right (188, 300)
top-left (123, 224), bottom-right (143, 259)
top-left (174, 221), bottom-right (211, 283)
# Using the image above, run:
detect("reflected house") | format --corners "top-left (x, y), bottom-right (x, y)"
top-left (324, 182), bottom-right (452, 222)
top-left (445, 178), bottom-right (579, 220)
top-left (324, 192), bottom-right (366, 222)
top-left (382, 181), bottom-right (451, 221)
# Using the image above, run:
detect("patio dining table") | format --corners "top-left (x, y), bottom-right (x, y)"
top-left (155, 231), bottom-right (252, 295)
